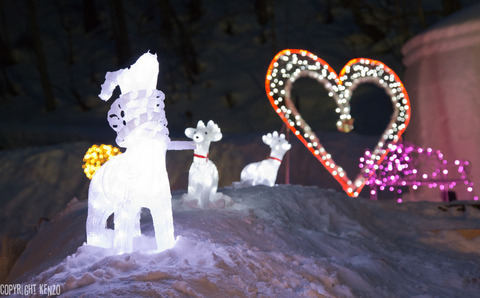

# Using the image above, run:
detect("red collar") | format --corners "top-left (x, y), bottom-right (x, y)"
top-left (269, 156), bottom-right (282, 162)
top-left (194, 153), bottom-right (209, 160)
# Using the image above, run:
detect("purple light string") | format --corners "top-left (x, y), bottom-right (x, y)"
top-left (359, 142), bottom-right (478, 203)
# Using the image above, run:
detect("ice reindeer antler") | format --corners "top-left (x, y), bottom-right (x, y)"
top-left (239, 131), bottom-right (291, 187)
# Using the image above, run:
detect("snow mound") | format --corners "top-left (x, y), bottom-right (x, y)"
top-left (7, 185), bottom-right (480, 297)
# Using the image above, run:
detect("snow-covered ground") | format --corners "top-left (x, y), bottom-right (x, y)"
top-left (3, 135), bottom-right (479, 296)
top-left (7, 185), bottom-right (480, 297)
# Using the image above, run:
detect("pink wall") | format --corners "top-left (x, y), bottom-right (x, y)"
top-left (402, 18), bottom-right (480, 201)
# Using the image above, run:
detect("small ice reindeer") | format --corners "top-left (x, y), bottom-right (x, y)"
top-left (239, 131), bottom-right (291, 187)
top-left (183, 120), bottom-right (227, 208)
top-left (86, 52), bottom-right (194, 255)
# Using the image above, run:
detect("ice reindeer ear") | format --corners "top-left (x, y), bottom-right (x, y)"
top-left (98, 52), bottom-right (159, 101)
top-left (185, 127), bottom-right (195, 139)
top-left (99, 70), bottom-right (123, 101)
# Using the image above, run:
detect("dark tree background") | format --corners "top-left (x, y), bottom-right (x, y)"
top-left (0, 0), bottom-right (472, 144)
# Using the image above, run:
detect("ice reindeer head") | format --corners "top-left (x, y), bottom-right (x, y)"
top-left (99, 51), bottom-right (159, 101)
top-left (98, 52), bottom-right (168, 148)
top-left (86, 52), bottom-right (193, 255)
top-left (239, 131), bottom-right (291, 187)
top-left (185, 120), bottom-right (222, 156)
top-left (183, 120), bottom-right (225, 208)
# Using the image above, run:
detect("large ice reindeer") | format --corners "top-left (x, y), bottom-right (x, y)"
top-left (86, 52), bottom-right (194, 255)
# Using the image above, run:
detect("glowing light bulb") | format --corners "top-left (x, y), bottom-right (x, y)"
top-left (83, 144), bottom-right (121, 179)
top-left (360, 141), bottom-right (476, 201)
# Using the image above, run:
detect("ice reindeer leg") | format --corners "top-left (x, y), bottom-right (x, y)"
top-left (86, 52), bottom-right (193, 255)
top-left (86, 165), bottom-right (114, 248)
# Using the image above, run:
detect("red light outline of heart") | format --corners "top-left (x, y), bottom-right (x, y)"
top-left (265, 49), bottom-right (411, 197)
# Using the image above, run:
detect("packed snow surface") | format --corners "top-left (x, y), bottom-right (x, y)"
top-left (8, 185), bottom-right (480, 297)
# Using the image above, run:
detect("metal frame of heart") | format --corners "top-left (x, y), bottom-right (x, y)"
top-left (265, 49), bottom-right (411, 197)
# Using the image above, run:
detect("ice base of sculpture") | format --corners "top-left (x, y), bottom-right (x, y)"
top-left (182, 192), bottom-right (232, 209)
top-left (85, 229), bottom-right (176, 253)
top-left (85, 212), bottom-right (179, 254)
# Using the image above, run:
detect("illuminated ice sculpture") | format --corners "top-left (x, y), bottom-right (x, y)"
top-left (86, 52), bottom-right (194, 255)
top-left (183, 120), bottom-right (224, 208)
top-left (240, 131), bottom-right (291, 187)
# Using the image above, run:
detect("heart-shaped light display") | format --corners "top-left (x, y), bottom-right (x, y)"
top-left (265, 49), bottom-right (411, 197)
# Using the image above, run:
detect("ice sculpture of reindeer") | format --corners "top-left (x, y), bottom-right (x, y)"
top-left (183, 120), bottom-right (226, 208)
top-left (240, 131), bottom-right (291, 187)
top-left (86, 52), bottom-right (194, 255)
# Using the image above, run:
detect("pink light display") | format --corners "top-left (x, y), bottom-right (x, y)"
top-left (360, 141), bottom-right (478, 202)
